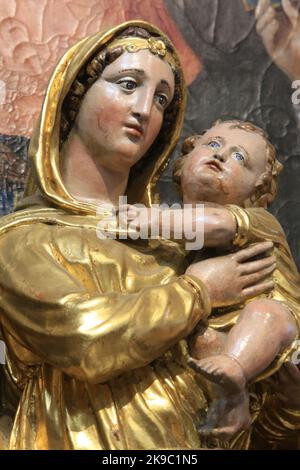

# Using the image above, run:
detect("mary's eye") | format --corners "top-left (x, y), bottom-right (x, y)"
top-left (156, 93), bottom-right (168, 109)
top-left (233, 152), bottom-right (245, 162)
top-left (207, 140), bottom-right (221, 149)
top-left (118, 79), bottom-right (137, 91)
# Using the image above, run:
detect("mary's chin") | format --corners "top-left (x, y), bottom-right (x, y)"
top-left (117, 143), bottom-right (146, 164)
top-left (116, 150), bottom-right (142, 169)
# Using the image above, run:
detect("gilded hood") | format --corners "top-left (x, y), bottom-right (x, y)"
top-left (22, 20), bottom-right (186, 215)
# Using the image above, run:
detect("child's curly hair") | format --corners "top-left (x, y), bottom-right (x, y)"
top-left (173, 119), bottom-right (283, 208)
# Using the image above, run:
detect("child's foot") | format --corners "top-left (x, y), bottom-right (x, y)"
top-left (188, 355), bottom-right (251, 439)
top-left (198, 390), bottom-right (251, 440)
top-left (188, 354), bottom-right (246, 392)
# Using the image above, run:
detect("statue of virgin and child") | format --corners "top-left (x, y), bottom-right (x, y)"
top-left (0, 20), bottom-right (299, 450)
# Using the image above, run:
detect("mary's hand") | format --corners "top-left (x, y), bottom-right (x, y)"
top-left (255, 0), bottom-right (300, 80)
top-left (185, 241), bottom-right (276, 308)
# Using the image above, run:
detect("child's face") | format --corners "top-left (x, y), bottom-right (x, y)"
top-left (180, 122), bottom-right (268, 206)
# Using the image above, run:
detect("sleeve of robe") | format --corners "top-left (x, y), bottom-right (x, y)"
top-left (0, 221), bottom-right (211, 384)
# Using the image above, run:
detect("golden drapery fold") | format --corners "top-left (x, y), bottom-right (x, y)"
top-left (252, 394), bottom-right (300, 449)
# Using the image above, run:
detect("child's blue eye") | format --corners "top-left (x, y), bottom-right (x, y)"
top-left (233, 152), bottom-right (244, 162)
top-left (208, 140), bottom-right (221, 149)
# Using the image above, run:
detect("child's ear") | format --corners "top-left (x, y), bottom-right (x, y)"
top-left (181, 135), bottom-right (200, 155)
top-left (245, 177), bottom-right (269, 209)
top-left (243, 197), bottom-right (253, 208)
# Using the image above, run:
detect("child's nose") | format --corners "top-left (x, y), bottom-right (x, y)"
top-left (213, 152), bottom-right (226, 163)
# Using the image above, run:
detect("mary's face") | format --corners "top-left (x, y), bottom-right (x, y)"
top-left (74, 49), bottom-right (175, 172)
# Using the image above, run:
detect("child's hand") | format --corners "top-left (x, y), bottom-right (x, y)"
top-left (118, 204), bottom-right (162, 236)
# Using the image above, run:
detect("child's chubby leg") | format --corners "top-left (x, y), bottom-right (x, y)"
top-left (188, 299), bottom-right (298, 439)
top-left (188, 324), bottom-right (227, 360)
top-left (196, 299), bottom-right (298, 386)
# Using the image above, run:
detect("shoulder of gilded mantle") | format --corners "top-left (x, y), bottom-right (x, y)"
top-left (0, 206), bottom-right (102, 241)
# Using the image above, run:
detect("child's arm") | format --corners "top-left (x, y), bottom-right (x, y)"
top-left (173, 205), bottom-right (237, 248)
top-left (122, 204), bottom-right (237, 248)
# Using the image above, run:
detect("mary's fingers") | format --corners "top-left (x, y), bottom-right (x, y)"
top-left (235, 241), bottom-right (273, 263)
top-left (242, 280), bottom-right (274, 300)
top-left (282, 0), bottom-right (299, 28)
top-left (240, 255), bottom-right (276, 275)
top-left (242, 264), bottom-right (276, 288)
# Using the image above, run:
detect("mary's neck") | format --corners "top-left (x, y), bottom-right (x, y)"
top-left (61, 129), bottom-right (129, 207)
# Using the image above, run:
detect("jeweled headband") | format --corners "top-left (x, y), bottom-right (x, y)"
top-left (106, 36), bottom-right (179, 69)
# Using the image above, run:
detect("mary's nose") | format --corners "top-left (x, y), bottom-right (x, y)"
top-left (132, 88), bottom-right (153, 123)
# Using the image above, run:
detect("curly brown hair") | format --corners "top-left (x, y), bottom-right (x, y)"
top-left (173, 119), bottom-right (283, 208)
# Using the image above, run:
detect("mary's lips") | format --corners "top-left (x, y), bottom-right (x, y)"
top-left (124, 122), bottom-right (144, 137)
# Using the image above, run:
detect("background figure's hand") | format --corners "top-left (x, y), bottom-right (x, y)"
top-left (271, 362), bottom-right (300, 409)
top-left (255, 0), bottom-right (300, 80)
top-left (185, 241), bottom-right (276, 308)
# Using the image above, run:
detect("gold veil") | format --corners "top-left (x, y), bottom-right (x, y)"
top-left (23, 20), bottom-right (186, 215)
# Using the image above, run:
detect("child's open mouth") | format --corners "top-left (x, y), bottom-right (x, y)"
top-left (205, 160), bottom-right (223, 172)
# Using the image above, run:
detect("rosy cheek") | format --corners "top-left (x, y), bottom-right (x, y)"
top-left (227, 167), bottom-right (240, 190)
top-left (96, 97), bottom-right (123, 133)
top-left (227, 164), bottom-right (247, 194)
top-left (184, 156), bottom-right (198, 176)
top-left (191, 153), bottom-right (200, 163)
top-left (229, 164), bottom-right (239, 176)
top-left (190, 147), bottom-right (206, 159)
top-left (189, 154), bottom-right (204, 170)
top-left (146, 114), bottom-right (163, 144)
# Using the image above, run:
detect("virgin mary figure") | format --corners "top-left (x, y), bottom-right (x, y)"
top-left (0, 20), bottom-right (298, 450)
